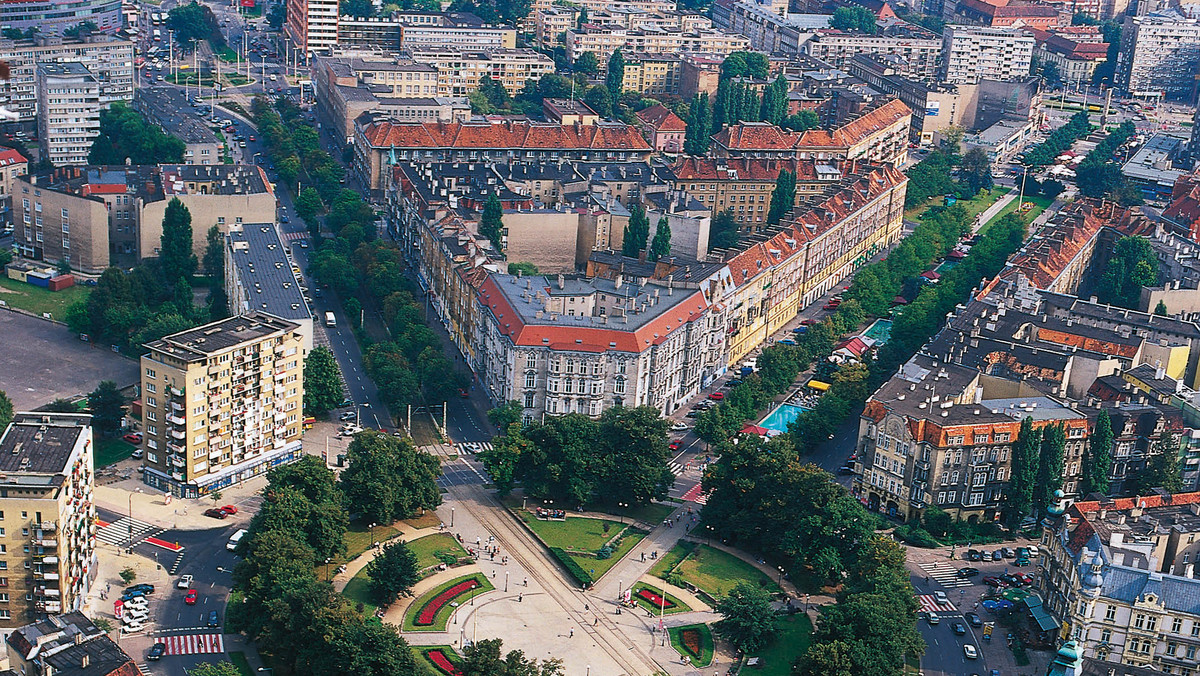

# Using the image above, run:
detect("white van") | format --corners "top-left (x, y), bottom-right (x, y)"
top-left (227, 529), bottom-right (248, 552)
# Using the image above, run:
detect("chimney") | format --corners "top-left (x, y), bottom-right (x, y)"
top-left (557, 273), bottom-right (565, 290)
top-left (80, 653), bottom-right (89, 670)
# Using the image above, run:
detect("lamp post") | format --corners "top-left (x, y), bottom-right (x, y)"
top-left (778, 565), bottom-right (785, 586)
top-left (505, 570), bottom-right (509, 592)
top-left (451, 507), bottom-right (455, 527)
top-left (617, 501), bottom-right (628, 524)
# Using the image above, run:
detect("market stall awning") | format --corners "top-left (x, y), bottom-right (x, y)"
top-left (1025, 594), bottom-right (1060, 631)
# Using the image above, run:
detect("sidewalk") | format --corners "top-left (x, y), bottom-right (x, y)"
top-left (93, 473), bottom-right (265, 532)
top-left (330, 522), bottom-right (443, 593)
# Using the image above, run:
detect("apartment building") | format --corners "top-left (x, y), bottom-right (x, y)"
top-left (667, 157), bottom-right (846, 229)
top-left (0, 34), bottom-right (133, 125)
top-left (13, 164), bottom-right (275, 274)
top-left (140, 313), bottom-right (306, 498)
top-left (564, 25), bottom-right (750, 65)
top-left (953, 0), bottom-right (1063, 29)
top-left (477, 270), bottom-right (729, 421)
top-left (804, 24), bottom-right (943, 81)
top-left (535, 6), bottom-right (578, 50)
top-left (710, 98), bottom-right (912, 166)
top-left (1115, 12), bottom-right (1200, 101)
top-left (6, 613), bottom-right (138, 676)
top-left (0, 0), bottom-right (121, 37)
top-left (408, 47), bottom-right (554, 98)
top-left (635, 104), bottom-right (686, 152)
top-left (352, 118), bottom-right (653, 193)
top-left (0, 148), bottom-right (28, 228)
top-left (619, 52), bottom-right (683, 97)
top-left (723, 163), bottom-right (908, 365)
top-left (1040, 492), bottom-right (1200, 670)
top-left (225, 223), bottom-right (314, 352)
top-left (36, 63), bottom-right (100, 166)
top-left (941, 25), bottom-right (1036, 84)
top-left (1035, 31), bottom-right (1111, 85)
top-left (0, 413), bottom-right (96, 630)
top-left (529, 0), bottom-right (680, 16)
top-left (285, 0), bottom-right (339, 53)
top-left (849, 55), bottom-right (977, 145)
top-left (398, 12), bottom-right (517, 49)
top-left (712, 0), bottom-right (831, 55)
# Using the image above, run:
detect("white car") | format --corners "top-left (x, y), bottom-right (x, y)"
top-left (963, 645), bottom-right (978, 660)
top-left (122, 620), bottom-right (146, 632)
top-left (124, 606), bottom-right (149, 621)
top-left (177, 574), bottom-right (193, 589)
top-left (934, 590), bottom-right (949, 605)
top-left (670, 422), bottom-right (689, 431)
top-left (339, 412), bottom-right (357, 422)
top-left (123, 596), bottom-right (147, 608)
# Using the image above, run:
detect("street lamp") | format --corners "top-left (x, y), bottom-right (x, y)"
top-left (451, 507), bottom-right (455, 527)
top-left (777, 566), bottom-right (785, 586)
top-left (617, 502), bottom-right (629, 524)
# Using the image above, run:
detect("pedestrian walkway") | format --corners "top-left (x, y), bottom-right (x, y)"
top-left (916, 594), bottom-right (957, 614)
top-left (161, 633), bottom-right (224, 656)
top-left (95, 517), bottom-right (162, 548)
top-left (282, 231), bottom-right (308, 242)
top-left (667, 461), bottom-right (684, 476)
top-left (680, 484), bottom-right (708, 505)
top-left (919, 561), bottom-right (974, 589)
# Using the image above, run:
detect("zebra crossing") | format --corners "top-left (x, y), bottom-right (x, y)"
top-left (282, 231), bottom-right (308, 242)
top-left (457, 441), bottom-right (493, 455)
top-left (161, 633), bottom-right (225, 656)
top-left (668, 462), bottom-right (685, 476)
top-left (96, 518), bottom-right (161, 548)
top-left (680, 483), bottom-right (709, 505)
top-left (916, 594), bottom-right (958, 614)
top-left (918, 561), bottom-right (976, 589)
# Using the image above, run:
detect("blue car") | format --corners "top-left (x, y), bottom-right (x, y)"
top-left (778, 338), bottom-right (797, 346)
top-left (208, 610), bottom-right (220, 628)
top-left (120, 590), bottom-right (146, 602)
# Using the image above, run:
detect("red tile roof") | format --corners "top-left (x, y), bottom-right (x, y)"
top-left (1073, 491), bottom-right (1200, 515)
top-left (0, 147), bottom-right (27, 166)
top-left (668, 157), bottom-right (836, 181)
top-left (1165, 173), bottom-right (1200, 237)
top-left (1004, 199), bottom-right (1145, 290)
top-left (360, 119), bottom-right (652, 152)
top-left (635, 104), bottom-right (687, 132)
top-left (712, 99), bottom-right (911, 152)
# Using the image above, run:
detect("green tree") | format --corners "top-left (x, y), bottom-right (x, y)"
top-left (759, 75), bottom-right (788, 126)
top-left (709, 208), bottom-right (739, 249)
top-left (830, 6), bottom-right (878, 33)
top-left (1034, 423), bottom-right (1066, 517)
top-left (477, 427), bottom-right (528, 496)
top-left (1137, 435), bottom-right (1183, 494)
top-left (45, 399), bottom-right (79, 413)
top-left (88, 381), bottom-right (125, 437)
top-left (713, 582), bottom-right (776, 653)
top-left (1097, 236), bottom-right (1158, 309)
top-left (582, 84), bottom-right (612, 118)
top-left (167, 1), bottom-right (226, 49)
top-left (0, 390), bottom-right (12, 429)
top-left (340, 0), bottom-right (374, 16)
top-left (513, 414), bottom-right (597, 505)
top-left (575, 50), bottom-right (598, 76)
top-left (684, 92), bottom-right (712, 155)
top-left (621, 204), bottom-right (650, 257)
top-left (782, 109), bottom-right (820, 131)
top-left (959, 147), bottom-right (994, 194)
top-left (458, 638), bottom-right (565, 676)
top-left (89, 102), bottom-right (185, 165)
top-left (1006, 417), bottom-right (1041, 526)
top-left (365, 541), bottom-right (420, 604)
top-left (1081, 408), bottom-right (1113, 497)
top-left (296, 187), bottom-right (325, 232)
top-left (339, 431), bottom-right (442, 524)
top-left (487, 401), bottom-right (524, 432)
top-left (1155, 300), bottom-right (1169, 316)
top-left (160, 198), bottom-right (197, 281)
top-left (648, 217), bottom-right (671, 262)
top-left (480, 193), bottom-right (505, 250)
top-left (767, 169), bottom-right (796, 224)
top-left (188, 663), bottom-right (241, 676)
top-left (605, 49), bottom-right (625, 110)
top-left (592, 406), bottom-right (674, 505)
top-left (304, 346), bottom-right (344, 417)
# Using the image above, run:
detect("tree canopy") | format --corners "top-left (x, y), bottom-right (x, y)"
top-left (88, 103), bottom-right (185, 165)
top-left (304, 346), bottom-right (344, 417)
top-left (713, 582), bottom-right (776, 652)
top-left (167, 1), bottom-right (226, 48)
top-left (648, 216), bottom-right (671, 262)
top-left (160, 198), bottom-right (198, 281)
top-left (340, 431), bottom-right (441, 524)
top-left (1096, 236), bottom-right (1158, 309)
top-left (365, 541), bottom-right (420, 604)
top-left (88, 381), bottom-right (126, 437)
top-left (830, 6), bottom-right (878, 33)
top-left (621, 204), bottom-right (650, 257)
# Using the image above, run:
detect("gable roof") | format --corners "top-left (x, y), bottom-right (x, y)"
top-left (359, 119), bottom-right (652, 152)
top-left (635, 104), bottom-right (687, 132)
top-left (712, 99), bottom-right (911, 152)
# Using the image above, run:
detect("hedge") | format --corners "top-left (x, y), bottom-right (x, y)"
top-left (549, 547), bottom-right (593, 587)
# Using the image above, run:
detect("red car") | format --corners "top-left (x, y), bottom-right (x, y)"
top-left (123, 432), bottom-right (142, 444)
top-left (203, 508), bottom-right (228, 519)
top-left (248, 135), bottom-right (256, 142)
top-left (708, 392), bottom-right (725, 401)
top-left (668, 440), bottom-right (682, 451)
top-left (801, 319), bottom-right (818, 326)
top-left (184, 589), bottom-right (198, 605)
top-left (219, 505), bottom-right (238, 515)
top-left (982, 576), bottom-right (1005, 588)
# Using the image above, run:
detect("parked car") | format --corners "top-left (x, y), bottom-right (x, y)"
top-left (708, 392), bottom-right (725, 401)
top-left (980, 551), bottom-right (993, 562)
top-left (219, 505), bottom-right (238, 515)
top-left (668, 440), bottom-right (682, 451)
top-left (208, 610), bottom-right (220, 627)
top-left (177, 574), bottom-right (194, 589)
top-left (131, 449), bottom-right (144, 459)
top-left (993, 549), bottom-right (1006, 560)
top-left (670, 422), bottom-right (689, 431)
top-left (203, 508), bottom-right (228, 519)
top-left (123, 432), bottom-right (142, 444)
top-left (148, 643), bottom-right (167, 661)
top-left (184, 589), bottom-right (198, 605)
top-left (837, 465), bottom-right (856, 475)
top-left (124, 584), bottom-right (155, 596)
top-left (963, 645), bottom-right (978, 660)
top-left (983, 576), bottom-right (1004, 588)
top-left (685, 411), bottom-right (701, 418)
top-left (1002, 547), bottom-right (1018, 559)
top-left (956, 567), bottom-right (980, 578)
top-left (966, 549), bottom-right (982, 561)
top-left (339, 412), bottom-right (357, 421)
top-left (933, 590), bottom-right (949, 605)
top-left (120, 590), bottom-right (146, 602)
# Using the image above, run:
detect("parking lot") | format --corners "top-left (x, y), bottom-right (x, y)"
top-left (0, 310), bottom-right (139, 410)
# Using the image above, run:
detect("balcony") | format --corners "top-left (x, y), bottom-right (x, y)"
top-left (170, 387), bottom-right (184, 397)
top-left (167, 441), bottom-right (185, 453)
top-left (36, 600), bottom-right (62, 613)
top-left (36, 521), bottom-right (56, 532)
top-left (167, 414), bottom-right (186, 426)
top-left (170, 456), bottom-right (185, 468)
top-left (171, 472), bottom-right (184, 481)
top-left (170, 429), bottom-right (186, 440)
top-left (42, 556), bottom-right (58, 565)
top-left (33, 537), bottom-right (57, 548)
top-left (171, 400), bottom-right (184, 412)
top-left (34, 571), bottom-right (60, 581)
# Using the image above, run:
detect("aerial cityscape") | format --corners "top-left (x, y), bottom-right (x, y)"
top-left (0, 0), bottom-right (1196, 674)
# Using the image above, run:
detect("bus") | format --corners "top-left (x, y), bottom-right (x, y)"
top-left (325, 311), bottom-right (336, 327)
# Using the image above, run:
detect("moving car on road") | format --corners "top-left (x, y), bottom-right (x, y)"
top-left (177, 575), bottom-right (193, 589)
top-left (148, 643), bottom-right (166, 661)
top-left (184, 589), bottom-right (198, 605)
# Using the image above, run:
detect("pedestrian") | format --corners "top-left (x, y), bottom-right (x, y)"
top-left (518, 594), bottom-right (523, 602)
top-left (569, 628), bottom-right (574, 638)
top-left (523, 577), bottom-right (528, 587)
top-left (584, 604), bottom-right (589, 611)
top-left (594, 617), bottom-right (599, 626)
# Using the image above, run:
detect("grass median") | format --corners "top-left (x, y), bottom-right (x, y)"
top-left (402, 573), bottom-right (493, 632)
top-left (668, 623), bottom-right (714, 668)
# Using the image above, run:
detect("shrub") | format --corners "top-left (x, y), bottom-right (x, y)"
top-left (596, 544), bottom-right (613, 560)
top-left (549, 547), bottom-right (593, 587)
top-left (894, 524), bottom-right (940, 548)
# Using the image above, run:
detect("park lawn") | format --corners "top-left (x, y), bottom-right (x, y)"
top-left (630, 582), bottom-right (691, 615)
top-left (565, 527), bottom-right (646, 582)
top-left (94, 437), bottom-right (136, 467)
top-left (981, 194), bottom-right (1055, 233)
top-left (341, 567), bottom-right (378, 618)
top-left (615, 501), bottom-right (677, 526)
top-left (402, 574), bottom-right (494, 632)
top-left (752, 613), bottom-right (813, 676)
top-left (228, 652), bottom-right (254, 676)
top-left (649, 541), bottom-right (696, 579)
top-left (0, 276), bottom-right (90, 319)
top-left (668, 623), bottom-right (714, 668)
top-left (403, 511), bottom-right (442, 529)
top-left (413, 645), bottom-right (462, 676)
top-left (905, 187), bottom-right (1011, 223)
top-left (409, 533), bottom-right (468, 570)
top-left (674, 545), bottom-right (779, 600)
top-left (316, 522), bottom-right (402, 580)
top-left (518, 512), bottom-right (627, 551)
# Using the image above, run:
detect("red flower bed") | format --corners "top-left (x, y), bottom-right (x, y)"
top-left (637, 587), bottom-right (676, 609)
top-left (680, 628), bottom-right (702, 656)
top-left (427, 649), bottom-right (461, 676)
top-left (416, 579), bottom-right (479, 625)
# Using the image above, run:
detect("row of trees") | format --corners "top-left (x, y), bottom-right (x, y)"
top-left (89, 103), bottom-right (185, 165)
top-left (65, 200), bottom-right (220, 351)
top-left (1076, 121), bottom-right (1140, 205)
top-left (1023, 111), bottom-right (1091, 167)
top-left (478, 405), bottom-right (676, 506)
top-left (903, 149), bottom-right (960, 208)
top-left (252, 96), bottom-right (346, 223)
top-left (166, 1), bottom-right (226, 49)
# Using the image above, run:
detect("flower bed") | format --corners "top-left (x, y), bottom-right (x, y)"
top-left (416, 579), bottom-right (479, 625)
top-left (637, 587), bottom-right (676, 609)
top-left (680, 628), bottom-right (702, 657)
top-left (427, 649), bottom-right (462, 675)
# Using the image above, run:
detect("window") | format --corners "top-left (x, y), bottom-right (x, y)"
top-left (1192, 621), bottom-right (1200, 637)
top-left (523, 392), bottom-right (534, 408)
top-left (1173, 617), bottom-right (1183, 633)
top-left (1188, 645), bottom-right (1197, 660)
top-left (1135, 613), bottom-right (1146, 629)
top-left (1168, 642), bottom-right (1178, 655)
top-left (1148, 616), bottom-right (1159, 631)
top-left (525, 372), bottom-right (535, 389)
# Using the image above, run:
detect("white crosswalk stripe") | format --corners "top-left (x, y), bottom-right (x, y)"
top-left (919, 561), bottom-right (975, 589)
top-left (162, 633), bottom-right (224, 656)
top-left (667, 462), bottom-right (684, 476)
top-left (916, 594), bottom-right (957, 614)
top-left (282, 231), bottom-right (308, 242)
top-left (97, 518), bottom-right (161, 547)
top-left (457, 442), bottom-right (493, 454)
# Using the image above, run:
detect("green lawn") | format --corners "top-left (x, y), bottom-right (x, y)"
top-left (630, 582), bottom-right (691, 615)
top-left (565, 527), bottom-right (646, 582)
top-left (0, 276), bottom-right (90, 319)
top-left (403, 511), bottom-right (442, 529)
top-left (402, 573), bottom-right (494, 632)
top-left (341, 566), bottom-right (378, 618)
top-left (611, 501), bottom-right (677, 526)
top-left (650, 541), bottom-right (696, 579)
top-left (316, 521), bottom-right (402, 580)
top-left (518, 512), bottom-right (627, 551)
top-left (981, 194), bottom-right (1056, 232)
top-left (673, 545), bottom-right (780, 599)
top-left (95, 437), bottom-right (136, 467)
top-left (228, 652), bottom-right (254, 676)
top-left (668, 623), bottom-right (714, 668)
top-left (408, 533), bottom-right (468, 571)
top-left (752, 613), bottom-right (813, 676)
top-left (905, 187), bottom-right (1010, 223)
top-left (413, 645), bottom-right (462, 676)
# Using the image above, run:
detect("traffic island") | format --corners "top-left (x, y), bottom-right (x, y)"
top-left (402, 573), bottom-right (493, 632)
top-left (629, 582), bottom-right (691, 615)
top-left (414, 645), bottom-right (463, 675)
top-left (667, 623), bottom-right (714, 668)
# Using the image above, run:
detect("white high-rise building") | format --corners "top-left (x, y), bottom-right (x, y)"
top-left (35, 63), bottom-right (100, 166)
top-left (1115, 12), bottom-right (1200, 100)
top-left (285, 0), bottom-right (339, 55)
top-left (940, 25), bottom-right (1035, 84)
